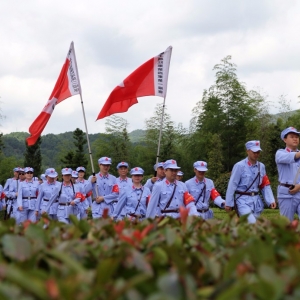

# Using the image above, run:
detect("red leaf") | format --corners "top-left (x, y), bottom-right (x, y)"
top-left (102, 208), bottom-right (109, 219)
top-left (46, 278), bottom-right (60, 299)
top-left (114, 220), bottom-right (125, 234)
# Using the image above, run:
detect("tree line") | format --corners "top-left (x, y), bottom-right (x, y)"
top-left (0, 55), bottom-right (299, 197)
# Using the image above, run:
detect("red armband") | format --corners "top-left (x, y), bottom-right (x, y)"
top-left (146, 195), bottom-right (150, 207)
top-left (112, 184), bottom-right (119, 193)
top-left (259, 175), bottom-right (270, 189)
top-left (210, 188), bottom-right (220, 201)
top-left (36, 190), bottom-right (39, 197)
top-left (86, 191), bottom-right (93, 197)
top-left (75, 192), bottom-right (86, 202)
top-left (1, 192), bottom-right (6, 199)
top-left (183, 191), bottom-right (194, 206)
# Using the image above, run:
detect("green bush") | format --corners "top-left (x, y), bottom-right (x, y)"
top-left (0, 213), bottom-right (299, 299)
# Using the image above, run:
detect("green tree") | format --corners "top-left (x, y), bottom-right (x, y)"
top-left (72, 128), bottom-right (88, 168)
top-left (144, 103), bottom-right (180, 164)
top-left (59, 128), bottom-right (88, 170)
top-left (24, 137), bottom-right (42, 176)
top-left (0, 155), bottom-right (23, 185)
top-left (206, 134), bottom-right (224, 181)
top-left (189, 55), bottom-right (267, 172)
top-left (0, 133), bottom-right (4, 155)
top-left (60, 151), bottom-right (76, 169)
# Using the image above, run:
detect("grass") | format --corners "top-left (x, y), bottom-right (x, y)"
top-left (212, 207), bottom-right (298, 220)
top-left (0, 207), bottom-right (296, 221)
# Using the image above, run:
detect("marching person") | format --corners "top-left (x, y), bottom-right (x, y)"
top-left (71, 170), bottom-right (78, 184)
top-left (144, 162), bottom-right (165, 192)
top-left (0, 185), bottom-right (6, 211)
top-left (185, 161), bottom-right (225, 219)
top-left (76, 166), bottom-right (93, 207)
top-left (176, 171), bottom-right (184, 181)
top-left (3, 167), bottom-right (23, 219)
top-left (225, 141), bottom-right (276, 223)
top-left (113, 167), bottom-right (150, 221)
top-left (116, 162), bottom-right (132, 191)
top-left (17, 167), bottom-right (40, 224)
top-left (35, 168), bottom-right (60, 220)
top-left (276, 127), bottom-right (300, 221)
top-left (72, 169), bottom-right (89, 220)
top-left (146, 159), bottom-right (198, 219)
top-left (89, 157), bottom-right (119, 219)
top-left (40, 168), bottom-right (85, 224)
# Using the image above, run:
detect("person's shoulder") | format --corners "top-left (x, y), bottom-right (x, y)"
top-left (185, 177), bottom-right (194, 185)
top-left (177, 180), bottom-right (187, 189)
top-left (143, 186), bottom-right (151, 194)
top-left (109, 174), bottom-right (117, 180)
top-left (204, 177), bottom-right (214, 185)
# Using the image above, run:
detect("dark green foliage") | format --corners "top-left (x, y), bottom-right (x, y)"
top-left (0, 213), bottom-right (299, 299)
top-left (24, 137), bottom-right (42, 176)
top-left (60, 128), bottom-right (88, 170)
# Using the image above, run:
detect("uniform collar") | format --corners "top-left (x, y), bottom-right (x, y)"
top-left (195, 177), bottom-right (205, 184)
top-left (119, 177), bottom-right (128, 182)
top-left (246, 158), bottom-right (258, 167)
top-left (165, 179), bottom-right (177, 186)
top-left (63, 182), bottom-right (72, 187)
top-left (132, 185), bottom-right (143, 190)
top-left (47, 180), bottom-right (55, 185)
top-left (76, 179), bottom-right (85, 183)
top-left (25, 179), bottom-right (33, 183)
top-left (99, 173), bottom-right (109, 179)
top-left (286, 147), bottom-right (299, 153)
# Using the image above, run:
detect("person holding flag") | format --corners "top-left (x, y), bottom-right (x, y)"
top-left (89, 157), bottom-right (119, 218)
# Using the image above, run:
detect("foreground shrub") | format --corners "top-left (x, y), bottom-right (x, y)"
top-left (0, 213), bottom-right (299, 299)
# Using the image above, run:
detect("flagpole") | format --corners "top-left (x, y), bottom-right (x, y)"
top-left (155, 97), bottom-right (166, 167)
top-left (71, 42), bottom-right (96, 177)
top-left (155, 46), bottom-right (172, 172)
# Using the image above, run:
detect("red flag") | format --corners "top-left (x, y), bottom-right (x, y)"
top-left (96, 46), bottom-right (172, 120)
top-left (26, 42), bottom-right (81, 146)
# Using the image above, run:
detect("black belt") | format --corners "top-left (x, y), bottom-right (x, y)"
top-left (161, 209), bottom-right (179, 213)
top-left (22, 197), bottom-right (37, 200)
top-left (235, 191), bottom-right (258, 196)
top-left (59, 203), bottom-right (70, 206)
top-left (44, 199), bottom-right (58, 203)
top-left (279, 183), bottom-right (294, 188)
top-left (197, 208), bottom-right (209, 213)
top-left (128, 213), bottom-right (145, 218)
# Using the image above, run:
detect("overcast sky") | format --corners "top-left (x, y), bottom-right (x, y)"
top-left (1, 0), bottom-right (300, 136)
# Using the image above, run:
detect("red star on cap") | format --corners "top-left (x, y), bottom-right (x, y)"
top-left (256, 141), bottom-right (259, 146)
top-left (171, 160), bottom-right (175, 164)
top-left (105, 157), bottom-right (108, 161)
top-left (201, 162), bottom-right (204, 166)
top-left (51, 170), bottom-right (53, 173)
top-left (121, 162), bottom-right (124, 164)
top-left (135, 167), bottom-right (138, 171)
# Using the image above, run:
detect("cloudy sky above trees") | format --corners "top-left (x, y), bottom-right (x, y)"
top-left (0, 0), bottom-right (300, 135)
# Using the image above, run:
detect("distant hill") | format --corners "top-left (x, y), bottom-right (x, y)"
top-left (1, 129), bottom-right (146, 167)
top-left (270, 110), bottom-right (300, 123)
top-left (128, 129), bottom-right (145, 143)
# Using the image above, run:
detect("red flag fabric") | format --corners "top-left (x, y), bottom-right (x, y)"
top-left (96, 46), bottom-right (172, 120)
top-left (26, 42), bottom-right (80, 146)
